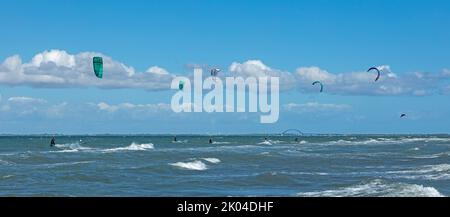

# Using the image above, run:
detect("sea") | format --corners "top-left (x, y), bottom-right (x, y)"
top-left (0, 135), bottom-right (449, 197)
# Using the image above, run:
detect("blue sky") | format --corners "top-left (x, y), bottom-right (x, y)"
top-left (1, 0), bottom-right (450, 134)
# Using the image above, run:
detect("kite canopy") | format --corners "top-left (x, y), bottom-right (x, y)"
top-left (210, 68), bottom-right (221, 77)
top-left (179, 80), bottom-right (185, 90)
top-left (93, 57), bottom-right (103, 79)
top-left (400, 114), bottom-right (406, 118)
top-left (367, 67), bottom-right (381, 81)
top-left (312, 81), bottom-right (324, 92)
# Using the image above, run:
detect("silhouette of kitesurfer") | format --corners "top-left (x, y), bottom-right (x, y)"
top-left (50, 137), bottom-right (56, 147)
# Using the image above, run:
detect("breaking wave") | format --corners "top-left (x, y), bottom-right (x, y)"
top-left (102, 143), bottom-right (154, 153)
top-left (55, 142), bottom-right (91, 151)
top-left (212, 141), bottom-right (231, 145)
top-left (54, 142), bottom-right (154, 153)
top-left (297, 179), bottom-right (444, 197)
top-left (258, 141), bottom-right (272, 145)
top-left (386, 164), bottom-right (450, 180)
top-left (318, 137), bottom-right (450, 146)
top-left (170, 160), bottom-right (208, 171)
top-left (202, 158), bottom-right (221, 164)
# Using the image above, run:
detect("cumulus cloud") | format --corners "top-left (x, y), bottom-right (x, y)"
top-left (146, 66), bottom-right (170, 75)
top-left (1, 50), bottom-right (450, 96)
top-left (0, 49), bottom-right (174, 90)
top-left (229, 60), bottom-right (296, 90)
top-left (294, 66), bottom-right (450, 96)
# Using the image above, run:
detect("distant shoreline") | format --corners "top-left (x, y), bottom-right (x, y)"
top-left (1, 133), bottom-right (449, 137)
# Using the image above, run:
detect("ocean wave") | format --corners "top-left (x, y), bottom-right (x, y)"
top-left (54, 142), bottom-right (154, 153)
top-left (172, 140), bottom-right (188, 144)
top-left (318, 137), bottom-right (450, 146)
top-left (38, 161), bottom-right (94, 168)
top-left (386, 164), bottom-right (450, 180)
top-left (212, 141), bottom-right (231, 145)
top-left (202, 158), bottom-right (221, 164)
top-left (397, 137), bottom-right (450, 143)
top-left (102, 142), bottom-right (154, 153)
top-left (297, 179), bottom-right (444, 197)
top-left (55, 142), bottom-right (91, 151)
top-left (411, 152), bottom-right (450, 159)
top-left (258, 141), bottom-right (272, 145)
top-left (170, 160), bottom-right (208, 171)
top-left (1, 175), bottom-right (14, 179)
top-left (0, 159), bottom-right (15, 166)
top-left (51, 149), bottom-right (79, 153)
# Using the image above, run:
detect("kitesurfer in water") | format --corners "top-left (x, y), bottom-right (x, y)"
top-left (295, 138), bottom-right (299, 142)
top-left (174, 136), bottom-right (177, 142)
top-left (209, 138), bottom-right (213, 144)
top-left (50, 137), bottom-right (56, 147)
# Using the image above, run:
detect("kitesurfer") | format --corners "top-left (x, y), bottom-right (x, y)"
top-left (50, 137), bottom-right (56, 147)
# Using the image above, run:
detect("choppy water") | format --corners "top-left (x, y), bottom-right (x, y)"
top-left (0, 135), bottom-right (449, 196)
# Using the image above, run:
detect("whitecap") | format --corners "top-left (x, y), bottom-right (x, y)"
top-left (258, 141), bottom-right (272, 145)
top-left (170, 160), bottom-right (208, 171)
top-left (2, 175), bottom-right (14, 179)
top-left (55, 142), bottom-right (91, 151)
top-left (297, 179), bottom-right (443, 197)
top-left (38, 161), bottom-right (94, 168)
top-left (202, 158), bottom-right (221, 164)
top-left (212, 141), bottom-right (230, 145)
top-left (0, 159), bottom-right (14, 166)
top-left (386, 164), bottom-right (450, 180)
top-left (102, 143), bottom-right (154, 153)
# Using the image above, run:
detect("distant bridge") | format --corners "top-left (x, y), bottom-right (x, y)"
top-left (280, 129), bottom-right (304, 136)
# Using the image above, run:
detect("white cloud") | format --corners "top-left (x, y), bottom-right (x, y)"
top-left (0, 96), bottom-right (47, 116)
top-left (229, 60), bottom-right (296, 90)
top-left (294, 65), bottom-right (449, 96)
top-left (146, 66), bottom-right (169, 75)
top-left (283, 102), bottom-right (351, 113)
top-left (8, 96), bottom-right (47, 104)
top-left (96, 102), bottom-right (171, 113)
top-left (0, 96), bottom-right (174, 119)
top-left (0, 49), bottom-right (174, 90)
top-left (1, 50), bottom-right (450, 96)
top-left (30, 50), bottom-right (75, 68)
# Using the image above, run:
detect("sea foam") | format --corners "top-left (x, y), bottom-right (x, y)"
top-left (297, 179), bottom-right (444, 197)
top-left (170, 160), bottom-right (208, 171)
